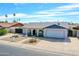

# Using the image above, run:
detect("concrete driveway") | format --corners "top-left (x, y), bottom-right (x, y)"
top-left (33, 37), bottom-right (79, 55)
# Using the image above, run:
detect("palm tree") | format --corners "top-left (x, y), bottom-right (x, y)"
top-left (17, 18), bottom-right (20, 22)
top-left (5, 20), bottom-right (8, 23)
top-left (13, 13), bottom-right (16, 22)
top-left (13, 19), bottom-right (17, 23)
top-left (5, 14), bottom-right (8, 22)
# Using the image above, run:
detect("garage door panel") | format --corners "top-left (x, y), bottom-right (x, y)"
top-left (44, 29), bottom-right (66, 38)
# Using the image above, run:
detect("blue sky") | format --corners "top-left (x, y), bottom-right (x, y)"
top-left (0, 3), bottom-right (79, 23)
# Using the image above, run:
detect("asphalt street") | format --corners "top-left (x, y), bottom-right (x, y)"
top-left (0, 44), bottom-right (66, 56)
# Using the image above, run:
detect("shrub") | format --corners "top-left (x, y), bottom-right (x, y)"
top-left (0, 28), bottom-right (8, 36)
top-left (28, 39), bottom-right (37, 43)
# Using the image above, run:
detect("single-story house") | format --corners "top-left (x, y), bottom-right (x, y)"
top-left (73, 26), bottom-right (79, 38)
top-left (68, 24), bottom-right (78, 37)
top-left (0, 22), bottom-right (24, 33)
top-left (22, 22), bottom-right (68, 39)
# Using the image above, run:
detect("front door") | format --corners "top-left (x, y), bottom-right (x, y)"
top-left (33, 29), bottom-right (37, 36)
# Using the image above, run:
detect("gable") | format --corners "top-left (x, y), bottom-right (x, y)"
top-left (10, 23), bottom-right (24, 27)
top-left (44, 24), bottom-right (66, 29)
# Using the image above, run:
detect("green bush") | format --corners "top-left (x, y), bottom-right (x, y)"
top-left (0, 28), bottom-right (8, 36)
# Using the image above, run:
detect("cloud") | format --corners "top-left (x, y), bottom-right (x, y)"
top-left (0, 4), bottom-right (79, 20)
top-left (57, 4), bottom-right (79, 11)
top-left (34, 4), bottom-right (79, 17)
top-left (0, 13), bottom-right (28, 19)
top-left (0, 4), bottom-right (79, 23)
top-left (43, 4), bottom-right (79, 12)
top-left (67, 12), bottom-right (79, 15)
top-left (13, 3), bottom-right (25, 6)
top-left (0, 13), bottom-right (56, 21)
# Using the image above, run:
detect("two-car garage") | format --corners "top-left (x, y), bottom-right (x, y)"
top-left (43, 25), bottom-right (68, 39)
top-left (44, 29), bottom-right (68, 39)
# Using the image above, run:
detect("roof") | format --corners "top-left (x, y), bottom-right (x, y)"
top-left (44, 24), bottom-right (66, 29)
top-left (23, 22), bottom-right (54, 29)
top-left (0, 23), bottom-right (24, 28)
top-left (23, 22), bottom-right (67, 29)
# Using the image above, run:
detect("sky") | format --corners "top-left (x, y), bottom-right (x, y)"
top-left (0, 3), bottom-right (79, 23)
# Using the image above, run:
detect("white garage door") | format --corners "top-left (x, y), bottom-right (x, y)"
top-left (44, 29), bottom-right (67, 38)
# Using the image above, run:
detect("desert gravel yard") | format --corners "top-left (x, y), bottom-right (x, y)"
top-left (2, 36), bottom-right (25, 42)
top-left (0, 33), bottom-right (27, 42)
top-left (1, 34), bottom-right (79, 55)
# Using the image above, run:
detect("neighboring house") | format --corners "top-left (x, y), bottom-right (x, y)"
top-left (68, 24), bottom-right (78, 37)
top-left (73, 26), bottom-right (79, 38)
top-left (23, 22), bottom-right (68, 39)
top-left (0, 23), bottom-right (24, 33)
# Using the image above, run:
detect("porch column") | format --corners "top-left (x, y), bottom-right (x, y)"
top-left (31, 29), bottom-right (33, 36)
top-left (77, 30), bottom-right (79, 38)
top-left (73, 30), bottom-right (76, 37)
top-left (36, 29), bottom-right (39, 36)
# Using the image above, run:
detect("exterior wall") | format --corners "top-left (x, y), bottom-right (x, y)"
top-left (44, 28), bottom-right (68, 39)
top-left (9, 27), bottom-right (16, 33)
top-left (9, 27), bottom-right (23, 33)
top-left (72, 30), bottom-right (77, 37)
top-left (22, 28), bottom-right (43, 36)
top-left (77, 30), bottom-right (79, 38)
top-left (23, 28), bottom-right (28, 34)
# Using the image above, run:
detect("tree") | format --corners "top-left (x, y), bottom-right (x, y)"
top-left (13, 20), bottom-right (17, 23)
top-left (17, 18), bottom-right (20, 22)
top-left (13, 13), bottom-right (17, 23)
top-left (13, 13), bottom-right (16, 20)
top-left (5, 14), bottom-right (8, 22)
top-left (5, 14), bottom-right (8, 18)
top-left (13, 13), bottom-right (16, 16)
top-left (5, 20), bottom-right (8, 23)
top-left (0, 21), bottom-right (5, 23)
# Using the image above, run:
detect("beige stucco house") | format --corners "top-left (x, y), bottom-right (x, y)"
top-left (22, 22), bottom-right (68, 39)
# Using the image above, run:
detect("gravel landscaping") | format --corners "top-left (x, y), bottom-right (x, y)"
top-left (1, 34), bottom-right (27, 42)
top-left (22, 38), bottom-right (40, 45)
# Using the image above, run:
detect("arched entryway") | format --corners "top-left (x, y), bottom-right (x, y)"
top-left (38, 30), bottom-right (43, 37)
top-left (33, 29), bottom-right (37, 36)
